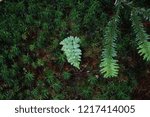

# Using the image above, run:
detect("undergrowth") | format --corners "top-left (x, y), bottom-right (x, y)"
top-left (0, 0), bottom-right (149, 99)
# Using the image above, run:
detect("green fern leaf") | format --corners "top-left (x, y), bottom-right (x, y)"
top-left (60, 36), bottom-right (82, 69)
top-left (131, 10), bottom-right (150, 61)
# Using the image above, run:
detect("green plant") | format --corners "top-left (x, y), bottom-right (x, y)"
top-left (37, 58), bottom-right (45, 67)
top-left (136, 8), bottom-right (150, 21)
top-left (60, 36), bottom-right (82, 69)
top-left (96, 79), bottom-right (136, 100)
top-left (25, 71), bottom-right (34, 83)
top-left (131, 9), bottom-right (150, 61)
top-left (100, 1), bottom-right (150, 78)
top-left (88, 75), bottom-right (98, 86)
top-left (0, 0), bottom-right (149, 100)
top-left (63, 71), bottom-right (71, 80)
top-left (100, 15), bottom-right (120, 78)
top-left (44, 69), bottom-right (55, 84)
top-left (22, 54), bottom-right (31, 64)
top-left (52, 81), bottom-right (62, 93)
top-left (80, 86), bottom-right (93, 99)
top-left (60, 1), bottom-right (150, 78)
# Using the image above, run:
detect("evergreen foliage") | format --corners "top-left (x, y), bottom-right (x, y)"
top-left (136, 8), bottom-right (150, 21)
top-left (99, 1), bottom-right (150, 78)
top-left (100, 16), bottom-right (119, 78)
top-left (131, 9), bottom-right (150, 61)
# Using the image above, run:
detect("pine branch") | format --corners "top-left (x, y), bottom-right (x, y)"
top-left (131, 9), bottom-right (150, 61)
top-left (136, 8), bottom-right (150, 21)
top-left (100, 16), bottom-right (119, 78)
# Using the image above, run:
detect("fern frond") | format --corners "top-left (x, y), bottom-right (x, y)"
top-left (100, 17), bottom-right (119, 78)
top-left (131, 10), bottom-right (150, 61)
top-left (60, 36), bottom-right (82, 69)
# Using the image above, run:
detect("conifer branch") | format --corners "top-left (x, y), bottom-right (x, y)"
top-left (100, 16), bottom-right (120, 78)
top-left (136, 8), bottom-right (150, 21)
top-left (131, 9), bottom-right (150, 61)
